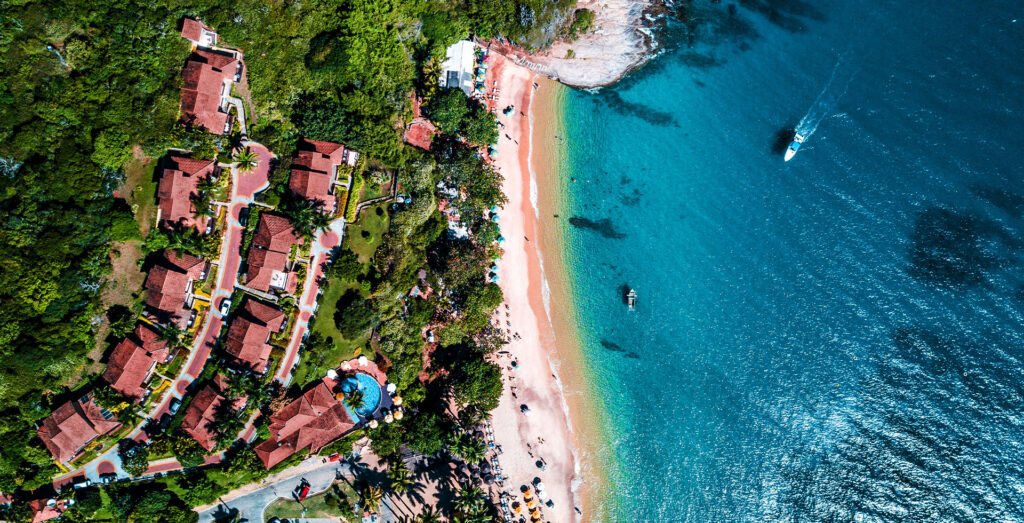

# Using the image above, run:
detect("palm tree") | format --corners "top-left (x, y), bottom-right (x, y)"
top-left (360, 485), bottom-right (384, 512)
top-left (388, 464), bottom-right (414, 496)
top-left (416, 508), bottom-right (442, 523)
top-left (453, 482), bottom-right (485, 516)
top-left (159, 324), bottom-right (192, 349)
top-left (344, 389), bottom-right (366, 412)
top-left (233, 147), bottom-right (259, 173)
top-left (281, 197), bottom-right (332, 239)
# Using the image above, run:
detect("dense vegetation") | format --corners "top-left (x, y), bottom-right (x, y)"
top-left (0, 0), bottom-right (582, 511)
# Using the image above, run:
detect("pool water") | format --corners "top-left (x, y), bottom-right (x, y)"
top-left (339, 373), bottom-right (381, 420)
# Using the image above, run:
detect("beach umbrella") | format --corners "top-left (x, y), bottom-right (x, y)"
top-left (384, 413), bottom-right (394, 423)
top-left (490, 205), bottom-right (500, 213)
top-left (393, 395), bottom-right (403, 406)
top-left (369, 419), bottom-right (379, 429)
top-left (497, 236), bottom-right (505, 244)
top-left (490, 149), bottom-right (499, 158)
top-left (523, 491), bottom-right (533, 500)
top-left (485, 474), bottom-right (495, 484)
top-left (491, 275), bottom-right (500, 283)
top-left (386, 383), bottom-right (397, 394)
top-left (536, 482), bottom-right (547, 492)
top-left (526, 500), bottom-right (536, 509)
top-left (326, 369), bottom-right (338, 379)
top-left (514, 505), bottom-right (523, 514)
top-left (537, 489), bottom-right (547, 499)
top-left (531, 510), bottom-right (541, 519)
top-left (394, 409), bottom-right (404, 420)
top-left (491, 264), bottom-right (499, 271)
top-left (358, 355), bottom-right (368, 366)
top-left (476, 85), bottom-right (486, 93)
top-left (341, 361), bottom-right (352, 371)
top-left (491, 214), bottom-right (500, 223)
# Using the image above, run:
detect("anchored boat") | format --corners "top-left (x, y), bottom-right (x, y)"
top-left (627, 288), bottom-right (637, 311)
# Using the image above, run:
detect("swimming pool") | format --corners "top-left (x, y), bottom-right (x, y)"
top-left (339, 373), bottom-right (381, 419)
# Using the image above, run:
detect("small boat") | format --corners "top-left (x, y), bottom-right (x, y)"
top-left (627, 289), bottom-right (637, 311)
top-left (784, 131), bottom-right (806, 162)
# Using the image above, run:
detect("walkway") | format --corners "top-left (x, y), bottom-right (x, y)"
top-left (51, 143), bottom-right (274, 487)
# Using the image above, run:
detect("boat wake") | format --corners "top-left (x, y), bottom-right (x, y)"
top-left (785, 56), bottom-right (856, 161)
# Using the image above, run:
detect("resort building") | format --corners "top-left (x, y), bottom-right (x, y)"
top-left (37, 394), bottom-right (121, 464)
top-left (440, 40), bottom-right (476, 96)
top-left (245, 213), bottom-right (303, 294)
top-left (102, 323), bottom-right (171, 402)
top-left (404, 96), bottom-right (435, 151)
top-left (289, 138), bottom-right (358, 213)
top-left (179, 48), bottom-right (242, 134)
top-left (28, 498), bottom-right (69, 523)
top-left (144, 250), bottom-right (208, 329)
top-left (254, 380), bottom-right (354, 468)
top-left (181, 375), bottom-right (247, 451)
top-left (224, 298), bottom-right (286, 374)
top-left (156, 155), bottom-right (216, 233)
top-left (180, 17), bottom-right (218, 48)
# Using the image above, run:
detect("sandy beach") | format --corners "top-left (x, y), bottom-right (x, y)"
top-left (485, 54), bottom-right (583, 523)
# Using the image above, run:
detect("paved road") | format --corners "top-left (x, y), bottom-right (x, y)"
top-left (197, 459), bottom-right (346, 522)
top-left (51, 145), bottom-right (274, 487)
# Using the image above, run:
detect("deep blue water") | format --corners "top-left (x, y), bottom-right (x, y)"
top-left (557, 1), bottom-right (1024, 520)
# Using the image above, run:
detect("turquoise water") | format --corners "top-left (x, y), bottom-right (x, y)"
top-left (558, 1), bottom-right (1024, 520)
top-left (340, 373), bottom-right (381, 419)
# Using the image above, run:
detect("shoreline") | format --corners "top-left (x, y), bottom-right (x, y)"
top-left (487, 55), bottom-right (603, 522)
top-left (485, 0), bottom-right (664, 88)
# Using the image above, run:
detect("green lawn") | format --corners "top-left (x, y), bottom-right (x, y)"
top-left (264, 480), bottom-right (358, 521)
top-left (345, 203), bottom-right (389, 263)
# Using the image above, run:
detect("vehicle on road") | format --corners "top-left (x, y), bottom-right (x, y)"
top-left (297, 483), bottom-right (310, 500)
top-left (168, 398), bottom-right (182, 415)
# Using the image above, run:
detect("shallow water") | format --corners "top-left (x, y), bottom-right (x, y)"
top-left (557, 0), bottom-right (1024, 520)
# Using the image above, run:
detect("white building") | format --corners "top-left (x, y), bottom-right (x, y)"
top-left (439, 40), bottom-right (477, 96)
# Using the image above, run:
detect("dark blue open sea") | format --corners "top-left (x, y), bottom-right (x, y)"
top-left (556, 0), bottom-right (1024, 520)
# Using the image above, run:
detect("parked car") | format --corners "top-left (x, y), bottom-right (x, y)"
top-left (329, 453), bottom-right (340, 462)
top-left (72, 478), bottom-right (92, 489)
top-left (219, 298), bottom-right (231, 316)
top-left (297, 484), bottom-right (310, 500)
top-left (168, 398), bottom-right (182, 415)
top-left (99, 474), bottom-right (117, 485)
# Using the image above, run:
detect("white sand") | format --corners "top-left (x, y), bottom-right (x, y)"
top-left (487, 55), bottom-right (581, 523)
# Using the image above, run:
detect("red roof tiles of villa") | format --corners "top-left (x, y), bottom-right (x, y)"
top-left (180, 50), bottom-right (237, 134)
top-left (37, 396), bottom-right (121, 464)
top-left (144, 250), bottom-right (205, 327)
top-left (254, 381), bottom-right (354, 468)
top-left (102, 323), bottom-right (169, 401)
top-left (224, 299), bottom-right (286, 374)
top-left (157, 156), bottom-right (215, 232)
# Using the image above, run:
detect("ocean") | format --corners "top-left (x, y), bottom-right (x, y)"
top-left (553, 0), bottom-right (1024, 520)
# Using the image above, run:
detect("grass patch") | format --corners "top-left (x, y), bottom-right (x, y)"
top-left (161, 350), bottom-right (187, 377)
top-left (264, 480), bottom-right (359, 521)
top-left (296, 282), bottom-right (366, 387)
top-left (345, 203), bottom-right (389, 263)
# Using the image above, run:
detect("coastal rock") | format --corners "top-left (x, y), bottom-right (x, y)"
top-left (522, 0), bottom-right (663, 88)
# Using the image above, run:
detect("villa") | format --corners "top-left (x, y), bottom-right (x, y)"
top-left (245, 213), bottom-right (303, 294)
top-left (440, 40), bottom-right (477, 96)
top-left (181, 375), bottom-right (247, 451)
top-left (224, 298), bottom-right (286, 374)
top-left (144, 250), bottom-right (209, 329)
top-left (102, 323), bottom-right (171, 402)
top-left (179, 48), bottom-right (242, 135)
top-left (156, 155), bottom-right (216, 233)
top-left (253, 379), bottom-right (354, 469)
top-left (180, 18), bottom-right (218, 48)
top-left (37, 394), bottom-right (121, 464)
top-left (289, 138), bottom-right (359, 213)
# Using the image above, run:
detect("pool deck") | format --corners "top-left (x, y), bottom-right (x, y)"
top-left (327, 358), bottom-right (395, 423)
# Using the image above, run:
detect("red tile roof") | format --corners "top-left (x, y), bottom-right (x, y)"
top-left (254, 380), bottom-right (354, 468)
top-left (37, 396), bottom-right (121, 464)
top-left (180, 50), bottom-right (238, 135)
top-left (102, 323), bottom-right (170, 401)
top-left (246, 214), bottom-right (302, 293)
top-left (157, 156), bottom-right (215, 232)
top-left (29, 498), bottom-right (67, 523)
top-left (180, 377), bottom-right (247, 451)
top-left (224, 299), bottom-right (286, 374)
top-left (289, 139), bottom-right (351, 213)
top-left (180, 18), bottom-right (212, 42)
top-left (145, 250), bottom-right (206, 327)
